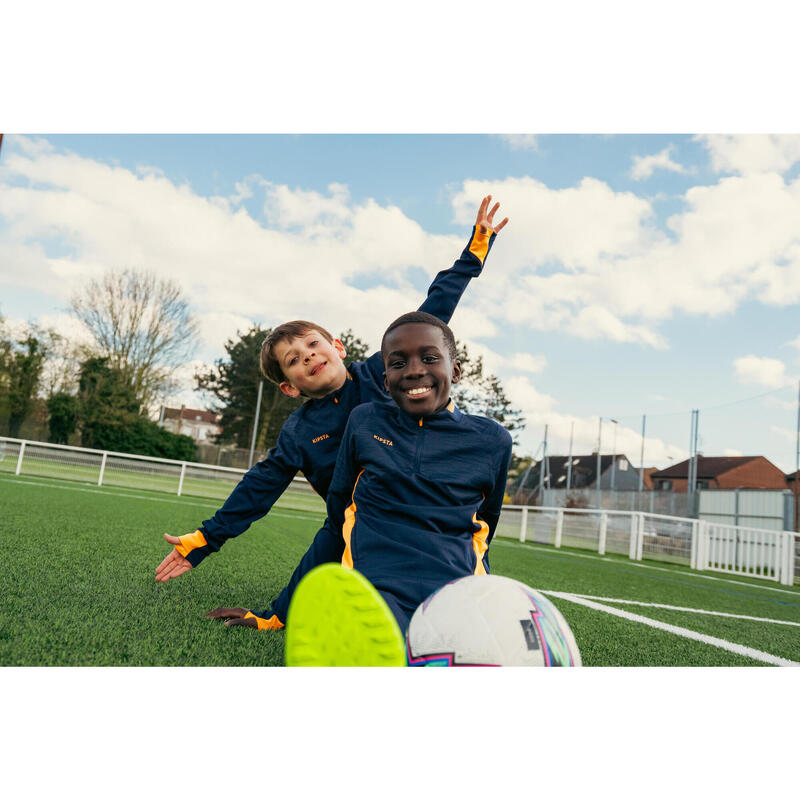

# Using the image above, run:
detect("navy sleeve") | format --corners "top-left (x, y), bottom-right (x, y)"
top-left (479, 426), bottom-right (513, 545)
top-left (355, 226), bottom-right (497, 390)
top-left (417, 225), bottom-right (496, 324)
top-left (180, 418), bottom-right (304, 568)
top-left (263, 411), bottom-right (363, 622)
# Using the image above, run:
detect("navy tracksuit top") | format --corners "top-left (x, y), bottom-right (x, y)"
top-left (179, 227), bottom-right (498, 587)
top-left (272, 400), bottom-right (513, 621)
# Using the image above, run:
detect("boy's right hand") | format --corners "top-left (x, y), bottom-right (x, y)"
top-left (154, 533), bottom-right (193, 582)
top-left (475, 194), bottom-right (509, 235)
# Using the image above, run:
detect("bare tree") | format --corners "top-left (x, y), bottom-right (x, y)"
top-left (70, 269), bottom-right (199, 410)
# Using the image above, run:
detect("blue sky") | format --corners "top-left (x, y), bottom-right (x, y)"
top-left (2, 133), bottom-right (800, 471)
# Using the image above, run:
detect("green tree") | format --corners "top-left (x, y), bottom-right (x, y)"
top-left (451, 340), bottom-right (525, 443)
top-left (0, 333), bottom-right (47, 437)
top-left (196, 325), bottom-right (302, 452)
top-left (339, 329), bottom-right (370, 369)
top-left (77, 356), bottom-right (196, 459)
top-left (78, 356), bottom-right (139, 448)
top-left (47, 392), bottom-right (80, 444)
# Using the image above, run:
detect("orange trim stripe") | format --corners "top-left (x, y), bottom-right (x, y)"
top-left (174, 529), bottom-right (207, 558)
top-left (245, 611), bottom-right (285, 630)
top-left (471, 513), bottom-right (489, 575)
top-left (341, 469), bottom-right (365, 569)
top-left (468, 226), bottom-right (492, 265)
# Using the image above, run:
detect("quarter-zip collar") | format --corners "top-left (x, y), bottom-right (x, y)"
top-left (390, 398), bottom-right (461, 431)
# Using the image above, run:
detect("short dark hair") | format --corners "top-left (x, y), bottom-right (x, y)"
top-left (381, 311), bottom-right (457, 360)
top-left (260, 320), bottom-right (335, 385)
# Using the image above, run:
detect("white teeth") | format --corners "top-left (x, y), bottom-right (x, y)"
top-left (407, 387), bottom-right (431, 396)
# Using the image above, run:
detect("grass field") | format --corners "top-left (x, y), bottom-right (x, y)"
top-left (2, 472), bottom-right (799, 666)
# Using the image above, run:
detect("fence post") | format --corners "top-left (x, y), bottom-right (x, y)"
top-left (784, 534), bottom-right (796, 586)
top-left (628, 513), bottom-right (637, 560)
top-left (519, 507), bottom-right (528, 543)
top-left (15, 441), bottom-right (26, 475)
top-left (698, 521), bottom-right (708, 571)
top-left (636, 514), bottom-right (645, 561)
top-left (690, 520), bottom-right (698, 570)
top-left (97, 452), bottom-right (108, 487)
top-left (177, 462), bottom-right (187, 497)
top-left (554, 510), bottom-right (563, 549)
top-left (598, 512), bottom-right (607, 555)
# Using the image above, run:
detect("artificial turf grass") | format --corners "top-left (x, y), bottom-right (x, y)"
top-left (0, 476), bottom-right (323, 666)
top-left (2, 474), bottom-right (798, 667)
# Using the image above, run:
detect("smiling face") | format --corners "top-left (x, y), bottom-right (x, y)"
top-left (273, 329), bottom-right (348, 399)
top-left (382, 322), bottom-right (461, 419)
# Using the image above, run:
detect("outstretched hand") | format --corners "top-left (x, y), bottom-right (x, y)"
top-left (155, 534), bottom-right (192, 582)
top-left (475, 194), bottom-right (509, 235)
top-left (205, 607), bottom-right (258, 628)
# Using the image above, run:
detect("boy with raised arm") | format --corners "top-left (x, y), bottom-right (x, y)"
top-left (216, 311), bottom-right (513, 665)
top-left (156, 197), bottom-right (508, 629)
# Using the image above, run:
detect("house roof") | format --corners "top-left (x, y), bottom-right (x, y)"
top-left (162, 407), bottom-right (221, 425)
top-left (650, 456), bottom-right (759, 479)
top-left (519, 454), bottom-right (631, 490)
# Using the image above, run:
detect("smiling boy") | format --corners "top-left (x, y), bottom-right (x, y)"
top-left (240, 311), bottom-right (513, 664)
top-left (156, 197), bottom-right (508, 630)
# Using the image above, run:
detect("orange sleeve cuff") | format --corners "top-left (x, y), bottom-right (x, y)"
top-left (244, 612), bottom-right (285, 631)
top-left (174, 529), bottom-right (208, 558)
top-left (468, 226), bottom-right (493, 264)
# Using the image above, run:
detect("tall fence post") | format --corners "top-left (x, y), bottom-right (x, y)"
top-left (690, 520), bottom-right (698, 570)
top-left (177, 462), bottom-right (187, 497)
top-left (554, 510), bottom-right (563, 548)
top-left (698, 521), bottom-right (708, 571)
top-left (15, 441), bottom-right (26, 475)
top-left (628, 513), bottom-right (638, 560)
top-left (598, 512), bottom-right (607, 555)
top-left (636, 513), bottom-right (645, 561)
top-left (97, 452), bottom-right (108, 487)
top-left (784, 533), bottom-right (796, 586)
top-left (519, 507), bottom-right (528, 543)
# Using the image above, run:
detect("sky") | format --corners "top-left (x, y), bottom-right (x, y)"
top-left (2, 133), bottom-right (800, 471)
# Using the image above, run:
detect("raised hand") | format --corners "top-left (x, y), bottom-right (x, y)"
top-left (155, 533), bottom-right (192, 582)
top-left (475, 194), bottom-right (509, 234)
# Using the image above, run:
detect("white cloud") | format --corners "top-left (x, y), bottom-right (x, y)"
top-left (733, 355), bottom-right (788, 388)
top-left (449, 169), bottom-right (800, 345)
top-left (630, 146), bottom-right (692, 180)
top-left (0, 140), bottom-right (468, 367)
top-left (697, 134), bottom-right (800, 175)
top-left (510, 353), bottom-right (547, 373)
top-left (723, 448), bottom-right (743, 457)
top-left (498, 135), bottom-right (539, 152)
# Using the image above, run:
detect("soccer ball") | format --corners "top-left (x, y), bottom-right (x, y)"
top-left (406, 574), bottom-right (581, 666)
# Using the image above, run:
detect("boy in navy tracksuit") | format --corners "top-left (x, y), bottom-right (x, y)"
top-left (281, 311), bottom-right (513, 665)
top-left (155, 197), bottom-right (509, 630)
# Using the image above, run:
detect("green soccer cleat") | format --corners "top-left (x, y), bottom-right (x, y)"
top-left (285, 564), bottom-right (406, 666)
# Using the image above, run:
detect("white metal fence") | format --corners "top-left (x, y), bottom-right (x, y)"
top-left (0, 436), bottom-right (325, 514)
top-left (496, 505), bottom-right (798, 586)
top-left (3, 436), bottom-right (798, 585)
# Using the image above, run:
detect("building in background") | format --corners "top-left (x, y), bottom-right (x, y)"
top-left (513, 453), bottom-right (643, 505)
top-left (650, 456), bottom-right (787, 492)
top-left (158, 406), bottom-right (222, 443)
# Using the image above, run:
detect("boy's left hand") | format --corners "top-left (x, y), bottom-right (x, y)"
top-left (205, 607), bottom-right (258, 628)
top-left (475, 194), bottom-right (509, 235)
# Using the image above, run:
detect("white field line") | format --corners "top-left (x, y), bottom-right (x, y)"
top-left (554, 592), bottom-right (800, 627)
top-left (0, 475), bottom-right (325, 521)
top-left (493, 538), bottom-right (800, 596)
top-left (544, 591), bottom-right (800, 667)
